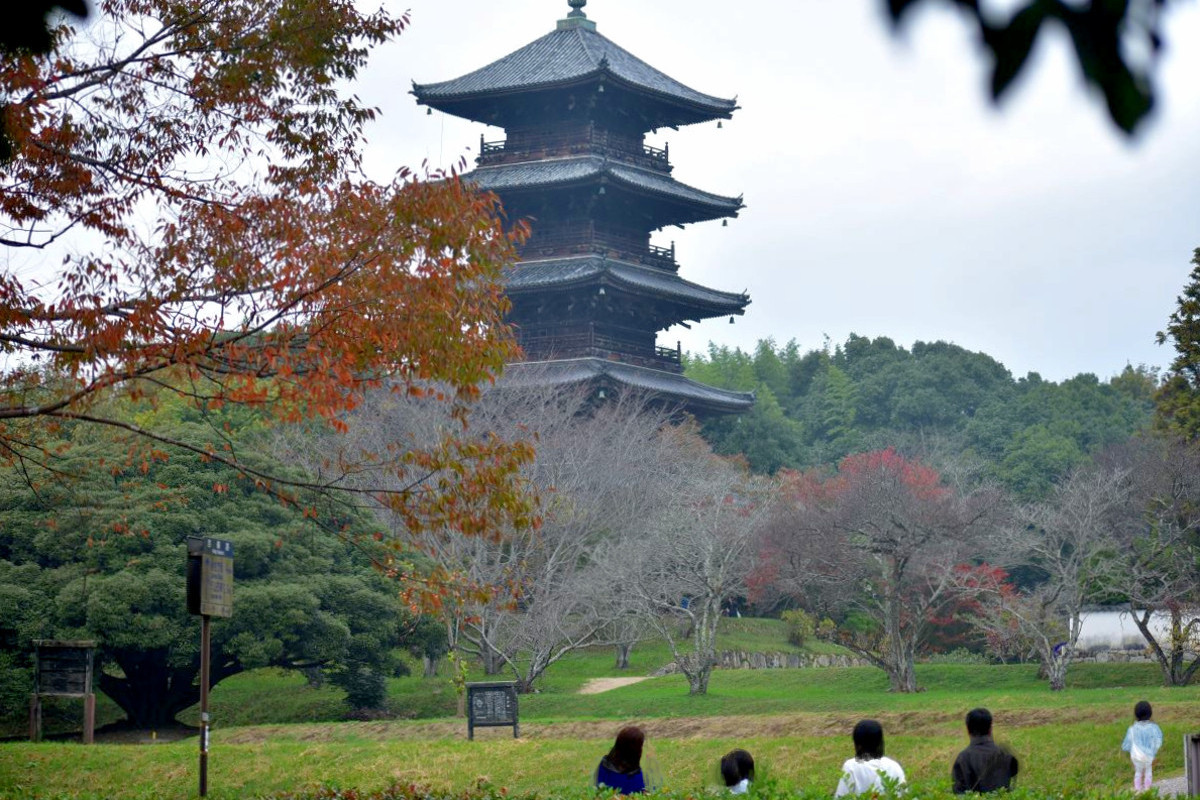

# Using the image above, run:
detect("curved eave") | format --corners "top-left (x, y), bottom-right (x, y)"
top-left (468, 157), bottom-right (743, 221)
top-left (505, 256), bottom-right (749, 318)
top-left (411, 26), bottom-right (736, 129)
top-left (502, 357), bottom-right (756, 415)
top-left (413, 69), bottom-right (736, 129)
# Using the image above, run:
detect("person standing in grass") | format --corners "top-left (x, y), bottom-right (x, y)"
top-left (1122, 700), bottom-right (1164, 792)
top-left (835, 719), bottom-right (906, 796)
top-left (720, 748), bottom-right (755, 794)
top-left (952, 708), bottom-right (1019, 793)
top-left (596, 726), bottom-right (647, 794)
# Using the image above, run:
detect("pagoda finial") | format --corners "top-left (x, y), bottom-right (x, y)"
top-left (558, 0), bottom-right (597, 31)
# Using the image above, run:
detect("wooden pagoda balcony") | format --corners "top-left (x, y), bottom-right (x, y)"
top-left (518, 224), bottom-right (676, 271)
top-left (518, 326), bottom-right (683, 373)
top-left (478, 128), bottom-right (670, 172)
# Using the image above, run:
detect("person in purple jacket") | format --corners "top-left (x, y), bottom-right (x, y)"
top-left (596, 726), bottom-right (647, 794)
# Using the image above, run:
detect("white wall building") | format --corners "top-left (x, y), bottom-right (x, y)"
top-left (1077, 608), bottom-right (1187, 651)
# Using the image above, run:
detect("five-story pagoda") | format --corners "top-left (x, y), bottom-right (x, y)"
top-left (413, 1), bottom-right (754, 414)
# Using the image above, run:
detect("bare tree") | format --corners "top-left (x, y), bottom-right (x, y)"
top-left (1102, 436), bottom-right (1200, 685)
top-left (993, 463), bottom-right (1131, 690)
top-left (765, 449), bottom-right (998, 692)
top-left (604, 613), bottom-right (654, 671)
top-left (610, 443), bottom-right (769, 695)
top-left (333, 379), bottom-right (688, 692)
top-left (963, 573), bottom-right (1073, 685)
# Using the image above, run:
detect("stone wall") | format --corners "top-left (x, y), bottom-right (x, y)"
top-left (653, 648), bottom-right (1164, 676)
top-left (1070, 647), bottom-right (1157, 664)
top-left (716, 650), bottom-right (869, 670)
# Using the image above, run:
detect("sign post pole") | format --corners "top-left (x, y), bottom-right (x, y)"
top-left (199, 613), bottom-right (210, 797)
top-left (187, 537), bottom-right (232, 800)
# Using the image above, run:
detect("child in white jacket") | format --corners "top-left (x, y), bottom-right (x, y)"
top-left (1122, 700), bottom-right (1164, 792)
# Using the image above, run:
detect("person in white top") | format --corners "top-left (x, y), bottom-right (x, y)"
top-left (720, 748), bottom-right (755, 794)
top-left (835, 719), bottom-right (907, 797)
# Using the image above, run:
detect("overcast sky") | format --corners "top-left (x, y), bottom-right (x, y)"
top-left (355, 0), bottom-right (1200, 383)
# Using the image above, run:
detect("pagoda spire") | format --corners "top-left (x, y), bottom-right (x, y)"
top-left (558, 0), bottom-right (596, 31)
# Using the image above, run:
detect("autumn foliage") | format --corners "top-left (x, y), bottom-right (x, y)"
top-left (0, 1), bottom-right (535, 541)
top-left (758, 448), bottom-right (997, 691)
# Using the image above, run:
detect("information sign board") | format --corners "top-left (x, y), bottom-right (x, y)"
top-left (466, 681), bottom-right (519, 739)
top-left (200, 538), bottom-right (233, 618)
top-left (34, 640), bottom-right (95, 697)
top-left (30, 640), bottom-right (97, 743)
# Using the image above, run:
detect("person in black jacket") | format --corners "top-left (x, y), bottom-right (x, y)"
top-left (952, 708), bottom-right (1019, 793)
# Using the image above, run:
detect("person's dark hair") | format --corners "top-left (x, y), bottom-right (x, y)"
top-left (720, 749), bottom-right (755, 787)
top-left (853, 719), bottom-right (885, 760)
top-left (1135, 701), bottom-right (1153, 721)
top-left (606, 726), bottom-right (645, 774)
top-left (966, 708), bottom-right (993, 737)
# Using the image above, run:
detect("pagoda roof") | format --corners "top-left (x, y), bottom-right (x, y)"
top-left (506, 256), bottom-right (748, 318)
top-left (470, 156), bottom-right (742, 222)
top-left (502, 357), bottom-right (755, 414)
top-left (412, 23), bottom-right (736, 129)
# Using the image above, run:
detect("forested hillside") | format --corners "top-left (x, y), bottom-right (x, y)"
top-left (685, 335), bottom-right (1155, 497)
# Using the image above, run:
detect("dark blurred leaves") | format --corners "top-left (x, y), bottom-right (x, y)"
top-left (884, 0), bottom-right (1166, 135)
top-left (1, 1), bottom-right (89, 163)
top-left (3, 0), bottom-right (89, 55)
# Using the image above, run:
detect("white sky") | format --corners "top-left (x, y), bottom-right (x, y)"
top-left (355, 0), bottom-right (1200, 382)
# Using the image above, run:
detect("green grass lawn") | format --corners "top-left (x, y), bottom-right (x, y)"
top-left (180, 618), bottom-right (832, 728)
top-left (5, 618), bottom-right (1200, 800)
top-left (5, 660), bottom-right (1200, 799)
top-left (1, 712), bottom-right (1193, 800)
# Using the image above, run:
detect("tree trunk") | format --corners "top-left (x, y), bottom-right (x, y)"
top-left (887, 648), bottom-right (919, 693)
top-left (883, 558), bottom-right (919, 693)
top-left (422, 655), bottom-right (439, 678)
top-left (687, 666), bottom-right (712, 695)
top-left (1047, 657), bottom-right (1067, 690)
top-left (98, 647), bottom-right (224, 729)
top-left (481, 644), bottom-right (505, 676)
top-left (614, 642), bottom-right (633, 670)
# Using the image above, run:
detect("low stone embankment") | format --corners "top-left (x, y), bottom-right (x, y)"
top-left (653, 650), bottom-right (869, 675)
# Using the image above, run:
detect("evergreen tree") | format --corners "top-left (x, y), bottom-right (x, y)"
top-left (1155, 248), bottom-right (1200, 440)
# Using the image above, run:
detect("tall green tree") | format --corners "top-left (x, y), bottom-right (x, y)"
top-left (0, 398), bottom-right (412, 728)
top-left (1155, 249), bottom-right (1200, 440)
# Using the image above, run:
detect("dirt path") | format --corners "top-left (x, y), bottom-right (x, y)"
top-left (578, 677), bottom-right (651, 695)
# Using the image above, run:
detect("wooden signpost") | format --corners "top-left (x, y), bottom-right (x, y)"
top-left (29, 640), bottom-right (96, 743)
top-left (187, 537), bottom-right (233, 798)
top-left (466, 681), bottom-right (519, 740)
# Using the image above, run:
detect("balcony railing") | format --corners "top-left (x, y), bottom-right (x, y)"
top-left (518, 223), bottom-right (676, 270)
top-left (518, 327), bottom-right (682, 373)
top-left (479, 127), bottom-right (670, 172)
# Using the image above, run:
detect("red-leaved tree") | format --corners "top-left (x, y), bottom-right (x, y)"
top-left (762, 448), bottom-right (998, 692)
top-left (0, 1), bottom-right (536, 543)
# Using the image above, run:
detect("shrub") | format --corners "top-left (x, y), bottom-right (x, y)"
top-left (329, 664), bottom-right (387, 712)
top-left (781, 609), bottom-right (817, 647)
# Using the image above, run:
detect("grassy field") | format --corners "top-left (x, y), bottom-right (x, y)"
top-left (4, 619), bottom-right (1199, 799)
